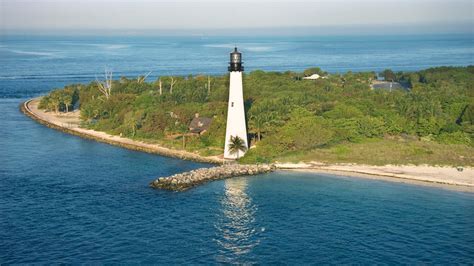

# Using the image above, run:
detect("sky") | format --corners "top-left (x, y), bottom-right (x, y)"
top-left (1, 0), bottom-right (473, 35)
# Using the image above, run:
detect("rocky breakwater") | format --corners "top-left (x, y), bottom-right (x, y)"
top-left (150, 164), bottom-right (275, 191)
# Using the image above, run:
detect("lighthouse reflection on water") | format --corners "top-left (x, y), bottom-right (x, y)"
top-left (214, 177), bottom-right (262, 263)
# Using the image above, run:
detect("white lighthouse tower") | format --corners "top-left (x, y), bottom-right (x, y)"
top-left (224, 47), bottom-right (248, 159)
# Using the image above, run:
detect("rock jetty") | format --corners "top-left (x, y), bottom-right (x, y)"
top-left (150, 164), bottom-right (275, 191)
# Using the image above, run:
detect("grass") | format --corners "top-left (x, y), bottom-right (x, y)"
top-left (86, 122), bottom-right (473, 166)
top-left (276, 139), bottom-right (474, 166)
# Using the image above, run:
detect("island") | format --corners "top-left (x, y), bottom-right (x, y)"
top-left (22, 66), bottom-right (474, 190)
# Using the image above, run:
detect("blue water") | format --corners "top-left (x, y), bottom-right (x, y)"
top-left (1, 34), bottom-right (474, 263)
top-left (1, 34), bottom-right (473, 98)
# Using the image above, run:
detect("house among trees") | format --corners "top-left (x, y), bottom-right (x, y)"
top-left (189, 113), bottom-right (212, 135)
top-left (302, 73), bottom-right (321, 80)
top-left (371, 80), bottom-right (406, 91)
top-left (371, 69), bottom-right (410, 91)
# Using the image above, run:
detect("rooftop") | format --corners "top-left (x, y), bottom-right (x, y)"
top-left (371, 81), bottom-right (410, 91)
top-left (189, 116), bottom-right (212, 134)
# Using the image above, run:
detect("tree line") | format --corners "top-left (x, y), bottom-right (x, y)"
top-left (39, 66), bottom-right (474, 162)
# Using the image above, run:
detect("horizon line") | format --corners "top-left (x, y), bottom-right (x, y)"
top-left (2, 22), bottom-right (473, 37)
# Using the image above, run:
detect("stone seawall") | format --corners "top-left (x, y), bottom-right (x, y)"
top-left (150, 164), bottom-right (275, 191)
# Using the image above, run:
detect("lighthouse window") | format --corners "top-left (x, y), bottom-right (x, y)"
top-left (231, 102), bottom-right (234, 107)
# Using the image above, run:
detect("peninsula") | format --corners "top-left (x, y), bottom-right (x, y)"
top-left (23, 66), bottom-right (474, 190)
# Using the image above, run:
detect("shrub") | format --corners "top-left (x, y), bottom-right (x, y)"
top-left (357, 116), bottom-right (386, 138)
top-left (436, 131), bottom-right (472, 145)
top-left (323, 104), bottom-right (364, 119)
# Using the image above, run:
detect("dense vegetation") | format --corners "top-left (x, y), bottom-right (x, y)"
top-left (39, 66), bottom-right (474, 165)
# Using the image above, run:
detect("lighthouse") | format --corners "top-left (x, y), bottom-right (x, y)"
top-left (224, 47), bottom-right (248, 159)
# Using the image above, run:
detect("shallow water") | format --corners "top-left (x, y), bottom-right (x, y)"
top-left (1, 35), bottom-right (474, 263)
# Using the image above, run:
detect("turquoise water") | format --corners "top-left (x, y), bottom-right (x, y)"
top-left (1, 35), bottom-right (474, 263)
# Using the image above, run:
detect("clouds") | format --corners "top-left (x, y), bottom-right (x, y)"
top-left (1, 0), bottom-right (472, 34)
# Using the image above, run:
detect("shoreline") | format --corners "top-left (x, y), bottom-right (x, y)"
top-left (276, 163), bottom-right (474, 192)
top-left (22, 97), bottom-right (474, 191)
top-left (286, 169), bottom-right (474, 193)
top-left (21, 98), bottom-right (223, 164)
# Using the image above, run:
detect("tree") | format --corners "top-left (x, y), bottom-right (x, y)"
top-left (96, 69), bottom-right (113, 99)
top-left (323, 104), bottom-right (364, 119)
top-left (303, 67), bottom-right (325, 77)
top-left (169, 77), bottom-right (177, 94)
top-left (123, 111), bottom-right (142, 137)
top-left (158, 78), bottom-right (163, 95)
top-left (279, 109), bottom-right (334, 150)
top-left (207, 75), bottom-right (211, 95)
top-left (38, 95), bottom-right (50, 110)
top-left (120, 76), bottom-right (130, 84)
top-left (228, 135), bottom-right (247, 159)
top-left (137, 71), bottom-right (151, 84)
top-left (49, 99), bottom-right (60, 114)
top-left (249, 112), bottom-right (274, 142)
top-left (63, 94), bottom-right (73, 112)
top-left (176, 124), bottom-right (189, 149)
top-left (381, 69), bottom-right (396, 82)
top-left (49, 90), bottom-right (62, 113)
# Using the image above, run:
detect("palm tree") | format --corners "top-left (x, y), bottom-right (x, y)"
top-left (249, 113), bottom-right (265, 142)
top-left (249, 112), bottom-right (274, 142)
top-left (124, 112), bottom-right (142, 137)
top-left (49, 98), bottom-right (60, 114)
top-left (63, 94), bottom-right (72, 113)
top-left (228, 135), bottom-right (247, 159)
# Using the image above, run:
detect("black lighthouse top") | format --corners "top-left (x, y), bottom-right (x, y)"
top-left (228, 47), bottom-right (244, 72)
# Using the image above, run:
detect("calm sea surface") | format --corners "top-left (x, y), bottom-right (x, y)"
top-left (1, 35), bottom-right (473, 263)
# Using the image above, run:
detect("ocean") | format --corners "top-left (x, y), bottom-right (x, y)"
top-left (1, 34), bottom-right (473, 263)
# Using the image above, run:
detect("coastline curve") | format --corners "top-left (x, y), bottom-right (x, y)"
top-left (20, 98), bottom-right (223, 165)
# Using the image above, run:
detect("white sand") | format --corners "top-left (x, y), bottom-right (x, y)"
top-left (276, 162), bottom-right (474, 192)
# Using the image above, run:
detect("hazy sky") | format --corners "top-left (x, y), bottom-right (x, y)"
top-left (1, 0), bottom-right (473, 34)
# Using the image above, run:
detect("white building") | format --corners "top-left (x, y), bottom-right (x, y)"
top-left (302, 74), bottom-right (321, 80)
top-left (224, 47), bottom-right (248, 159)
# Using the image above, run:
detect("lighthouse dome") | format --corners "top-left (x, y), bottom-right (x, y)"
top-left (228, 47), bottom-right (244, 72)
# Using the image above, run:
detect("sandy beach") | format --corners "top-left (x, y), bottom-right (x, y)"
top-left (22, 97), bottom-right (474, 191)
top-left (277, 162), bottom-right (474, 192)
